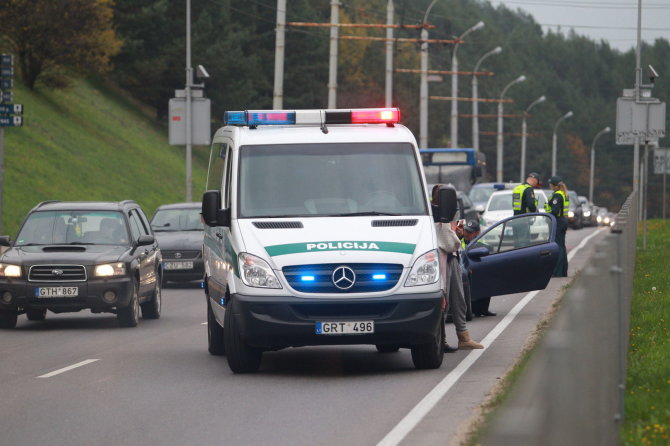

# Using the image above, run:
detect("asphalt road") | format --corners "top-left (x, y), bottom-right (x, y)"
top-left (0, 226), bottom-right (605, 446)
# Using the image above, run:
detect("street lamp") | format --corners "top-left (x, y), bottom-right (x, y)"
top-left (520, 95), bottom-right (546, 182)
top-left (496, 75), bottom-right (526, 182)
top-left (589, 126), bottom-right (611, 203)
top-left (419, 0), bottom-right (438, 148)
top-left (450, 20), bottom-right (484, 148)
top-left (472, 46), bottom-right (502, 152)
top-left (551, 110), bottom-right (573, 177)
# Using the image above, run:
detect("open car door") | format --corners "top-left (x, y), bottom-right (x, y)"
top-left (463, 213), bottom-right (559, 299)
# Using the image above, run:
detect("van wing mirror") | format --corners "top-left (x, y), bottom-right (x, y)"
top-left (202, 190), bottom-right (230, 227)
top-left (431, 185), bottom-right (458, 223)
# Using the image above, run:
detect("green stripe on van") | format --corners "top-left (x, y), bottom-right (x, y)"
top-left (265, 241), bottom-right (415, 257)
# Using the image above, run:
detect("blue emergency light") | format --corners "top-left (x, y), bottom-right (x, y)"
top-left (372, 274), bottom-right (387, 280)
top-left (223, 108), bottom-right (400, 126)
top-left (300, 275), bottom-right (316, 282)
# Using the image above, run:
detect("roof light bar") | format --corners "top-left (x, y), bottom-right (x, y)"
top-left (223, 108), bottom-right (400, 126)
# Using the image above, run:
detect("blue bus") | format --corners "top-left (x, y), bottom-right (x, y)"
top-left (420, 148), bottom-right (486, 194)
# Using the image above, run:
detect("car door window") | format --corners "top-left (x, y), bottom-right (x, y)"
top-left (223, 145), bottom-right (233, 209)
top-left (478, 214), bottom-right (553, 254)
top-left (127, 212), bottom-right (142, 241)
top-left (134, 210), bottom-right (152, 236)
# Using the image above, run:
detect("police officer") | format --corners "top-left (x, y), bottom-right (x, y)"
top-left (459, 220), bottom-right (496, 317)
top-left (512, 172), bottom-right (540, 247)
top-left (545, 176), bottom-right (569, 277)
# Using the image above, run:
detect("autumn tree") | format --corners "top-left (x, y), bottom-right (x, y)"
top-left (0, 0), bottom-right (122, 89)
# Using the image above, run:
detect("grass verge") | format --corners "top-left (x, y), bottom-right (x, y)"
top-left (622, 219), bottom-right (670, 445)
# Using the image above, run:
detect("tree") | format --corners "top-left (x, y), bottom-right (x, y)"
top-left (0, 0), bottom-right (121, 89)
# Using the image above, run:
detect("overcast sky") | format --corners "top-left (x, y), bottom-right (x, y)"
top-left (489, 0), bottom-right (670, 52)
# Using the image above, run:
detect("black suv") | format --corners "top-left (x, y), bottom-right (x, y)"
top-left (0, 201), bottom-right (162, 328)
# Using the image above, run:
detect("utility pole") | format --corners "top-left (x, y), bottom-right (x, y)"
top-left (273, 0), bottom-right (286, 109)
top-left (328, 0), bottom-right (340, 109)
top-left (385, 0), bottom-right (394, 108)
top-left (419, 0), bottom-right (438, 149)
top-left (185, 0), bottom-right (193, 202)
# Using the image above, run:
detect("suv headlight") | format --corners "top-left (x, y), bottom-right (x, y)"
top-left (568, 211), bottom-right (575, 218)
top-left (238, 253), bottom-right (282, 289)
top-left (0, 263), bottom-right (21, 278)
top-left (405, 250), bottom-right (439, 287)
top-left (95, 263), bottom-right (126, 277)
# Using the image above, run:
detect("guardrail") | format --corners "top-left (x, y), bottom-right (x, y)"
top-left (483, 192), bottom-right (638, 446)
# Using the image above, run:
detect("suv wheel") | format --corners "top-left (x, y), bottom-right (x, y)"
top-left (141, 277), bottom-right (161, 319)
top-left (118, 286), bottom-right (140, 327)
top-left (207, 299), bottom-right (225, 356)
top-left (0, 309), bottom-right (18, 329)
top-left (26, 308), bottom-right (47, 321)
top-left (224, 299), bottom-right (262, 373)
top-left (411, 317), bottom-right (445, 370)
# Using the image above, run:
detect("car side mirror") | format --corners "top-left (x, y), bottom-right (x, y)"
top-left (467, 246), bottom-right (490, 259)
top-left (137, 235), bottom-right (155, 247)
top-left (0, 236), bottom-right (10, 247)
top-left (202, 190), bottom-right (231, 227)
top-left (431, 185), bottom-right (457, 223)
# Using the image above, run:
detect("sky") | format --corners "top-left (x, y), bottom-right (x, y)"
top-left (490, 0), bottom-right (670, 52)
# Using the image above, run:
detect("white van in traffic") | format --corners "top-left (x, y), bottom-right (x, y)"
top-left (201, 108), bottom-right (559, 373)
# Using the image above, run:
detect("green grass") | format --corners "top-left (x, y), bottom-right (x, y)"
top-left (2, 78), bottom-right (209, 237)
top-left (622, 219), bottom-right (670, 445)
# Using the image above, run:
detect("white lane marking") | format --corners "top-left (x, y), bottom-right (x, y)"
top-left (377, 227), bottom-right (606, 446)
top-left (201, 322), bottom-right (208, 325)
top-left (37, 359), bottom-right (100, 378)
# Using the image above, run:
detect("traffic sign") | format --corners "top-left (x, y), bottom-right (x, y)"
top-left (0, 91), bottom-right (12, 103)
top-left (0, 79), bottom-right (12, 90)
top-left (0, 104), bottom-right (22, 115)
top-left (616, 95), bottom-right (666, 145)
top-left (654, 149), bottom-right (670, 174)
top-left (0, 54), bottom-right (13, 66)
top-left (0, 116), bottom-right (22, 127)
top-left (0, 67), bottom-right (13, 77)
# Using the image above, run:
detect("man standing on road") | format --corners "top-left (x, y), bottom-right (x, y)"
top-left (512, 172), bottom-right (540, 247)
top-left (545, 176), bottom-right (569, 277)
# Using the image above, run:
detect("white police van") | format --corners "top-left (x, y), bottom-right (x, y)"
top-left (201, 108), bottom-right (559, 373)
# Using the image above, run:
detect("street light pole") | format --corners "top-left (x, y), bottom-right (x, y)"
top-left (472, 46), bottom-right (502, 152)
top-left (589, 126), bottom-right (611, 203)
top-left (185, 0), bottom-right (193, 202)
top-left (496, 75), bottom-right (526, 182)
top-left (419, 0), bottom-right (437, 148)
top-left (520, 95), bottom-right (546, 182)
top-left (551, 110), bottom-right (573, 177)
top-left (450, 21), bottom-right (484, 148)
top-left (385, 0), bottom-right (394, 107)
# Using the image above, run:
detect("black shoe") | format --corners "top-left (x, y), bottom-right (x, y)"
top-left (444, 343), bottom-right (458, 353)
top-left (479, 310), bottom-right (497, 317)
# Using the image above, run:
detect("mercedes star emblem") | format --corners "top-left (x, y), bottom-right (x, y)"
top-left (331, 266), bottom-right (356, 290)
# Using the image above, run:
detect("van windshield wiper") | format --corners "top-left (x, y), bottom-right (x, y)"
top-left (331, 211), bottom-right (401, 217)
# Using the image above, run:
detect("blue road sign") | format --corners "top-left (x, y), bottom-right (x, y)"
top-left (0, 104), bottom-right (22, 115)
top-left (0, 67), bottom-right (13, 77)
top-left (0, 91), bottom-right (12, 103)
top-left (0, 79), bottom-right (12, 89)
top-left (0, 54), bottom-right (13, 66)
top-left (0, 116), bottom-right (22, 127)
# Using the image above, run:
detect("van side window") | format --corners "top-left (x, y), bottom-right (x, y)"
top-left (223, 146), bottom-right (233, 209)
top-left (206, 143), bottom-right (227, 191)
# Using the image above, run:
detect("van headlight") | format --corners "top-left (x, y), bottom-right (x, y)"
top-left (95, 263), bottom-right (126, 277)
top-left (405, 250), bottom-right (439, 287)
top-left (0, 263), bottom-right (21, 278)
top-left (239, 253), bottom-right (282, 289)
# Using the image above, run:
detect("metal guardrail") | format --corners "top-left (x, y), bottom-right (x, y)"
top-left (483, 192), bottom-right (638, 446)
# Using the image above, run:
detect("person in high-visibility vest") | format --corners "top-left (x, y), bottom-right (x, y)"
top-left (545, 176), bottom-right (570, 277)
top-left (512, 172), bottom-right (540, 247)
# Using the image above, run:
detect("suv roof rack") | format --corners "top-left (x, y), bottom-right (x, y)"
top-left (35, 200), bottom-right (61, 209)
top-left (119, 200), bottom-right (138, 206)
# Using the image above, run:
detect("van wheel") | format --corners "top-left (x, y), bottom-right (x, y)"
top-left (26, 309), bottom-right (47, 321)
top-left (118, 287), bottom-right (140, 327)
top-left (376, 345), bottom-right (400, 353)
top-left (0, 309), bottom-right (18, 328)
top-left (141, 277), bottom-right (161, 319)
top-left (207, 299), bottom-right (225, 356)
top-left (224, 299), bottom-right (262, 373)
top-left (411, 318), bottom-right (444, 370)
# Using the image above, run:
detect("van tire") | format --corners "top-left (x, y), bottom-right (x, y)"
top-left (411, 318), bottom-right (444, 369)
top-left (0, 309), bottom-right (18, 328)
top-left (224, 299), bottom-right (262, 373)
top-left (207, 299), bottom-right (225, 356)
top-left (26, 308), bottom-right (47, 321)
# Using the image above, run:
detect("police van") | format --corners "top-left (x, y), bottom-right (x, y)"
top-left (201, 108), bottom-right (559, 373)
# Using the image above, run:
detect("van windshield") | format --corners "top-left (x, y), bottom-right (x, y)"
top-left (238, 143), bottom-right (427, 218)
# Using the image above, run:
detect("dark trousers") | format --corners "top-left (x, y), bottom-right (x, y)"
top-left (553, 217), bottom-right (568, 277)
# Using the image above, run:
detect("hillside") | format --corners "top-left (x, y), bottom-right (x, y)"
top-left (1, 79), bottom-right (209, 236)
